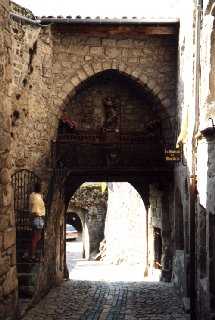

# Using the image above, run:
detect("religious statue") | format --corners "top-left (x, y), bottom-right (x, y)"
top-left (103, 96), bottom-right (120, 131)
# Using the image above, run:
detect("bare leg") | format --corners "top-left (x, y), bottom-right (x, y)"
top-left (31, 229), bottom-right (42, 258)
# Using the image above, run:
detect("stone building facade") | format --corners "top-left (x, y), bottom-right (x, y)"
top-left (0, 1), bottom-right (18, 319)
top-left (0, 0), bottom-right (215, 319)
top-left (173, 1), bottom-right (215, 319)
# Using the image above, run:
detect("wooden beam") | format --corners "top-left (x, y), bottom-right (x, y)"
top-left (53, 24), bottom-right (178, 37)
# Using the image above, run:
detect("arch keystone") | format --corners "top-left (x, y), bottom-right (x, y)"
top-left (102, 62), bottom-right (112, 70)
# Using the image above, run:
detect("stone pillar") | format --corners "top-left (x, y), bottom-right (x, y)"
top-left (148, 184), bottom-right (162, 272)
top-left (161, 185), bottom-right (174, 282)
top-left (0, 0), bottom-right (18, 318)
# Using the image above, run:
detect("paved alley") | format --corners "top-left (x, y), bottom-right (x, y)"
top-left (21, 240), bottom-right (190, 320)
top-left (22, 279), bottom-right (189, 320)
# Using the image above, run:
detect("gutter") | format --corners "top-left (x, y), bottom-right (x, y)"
top-left (10, 12), bottom-right (179, 26)
top-left (10, 12), bottom-right (42, 26)
top-left (39, 17), bottom-right (180, 25)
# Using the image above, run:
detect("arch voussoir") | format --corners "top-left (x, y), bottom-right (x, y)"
top-left (82, 63), bottom-right (95, 78)
top-left (61, 62), bottom-right (172, 115)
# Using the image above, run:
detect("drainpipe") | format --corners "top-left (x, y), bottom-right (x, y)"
top-left (190, 1), bottom-right (202, 319)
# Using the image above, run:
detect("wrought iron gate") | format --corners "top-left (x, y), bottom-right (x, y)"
top-left (12, 169), bottom-right (41, 231)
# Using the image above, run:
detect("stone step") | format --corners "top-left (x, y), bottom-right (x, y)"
top-left (18, 285), bottom-right (35, 298)
top-left (17, 262), bottom-right (35, 273)
top-left (18, 272), bottom-right (37, 286)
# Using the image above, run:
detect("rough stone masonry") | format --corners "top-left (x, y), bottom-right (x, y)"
top-left (1, 1), bottom-right (215, 320)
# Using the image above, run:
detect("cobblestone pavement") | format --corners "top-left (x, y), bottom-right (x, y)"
top-left (22, 280), bottom-right (189, 320)
top-left (22, 241), bottom-right (189, 320)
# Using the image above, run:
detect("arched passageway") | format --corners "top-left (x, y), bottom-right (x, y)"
top-left (65, 182), bottom-right (150, 282)
top-left (47, 69), bottom-right (177, 285)
top-left (29, 67), bottom-right (182, 320)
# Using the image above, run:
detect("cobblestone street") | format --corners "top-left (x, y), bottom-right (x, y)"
top-left (22, 241), bottom-right (189, 320)
top-left (22, 279), bottom-right (189, 320)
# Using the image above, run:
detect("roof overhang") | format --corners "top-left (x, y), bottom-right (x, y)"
top-left (10, 12), bottom-right (179, 35)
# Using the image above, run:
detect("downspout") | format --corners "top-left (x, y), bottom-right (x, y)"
top-left (190, 0), bottom-right (202, 319)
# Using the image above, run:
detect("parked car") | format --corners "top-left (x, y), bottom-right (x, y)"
top-left (66, 224), bottom-right (78, 240)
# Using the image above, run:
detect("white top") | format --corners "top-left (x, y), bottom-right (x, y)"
top-left (29, 192), bottom-right (45, 216)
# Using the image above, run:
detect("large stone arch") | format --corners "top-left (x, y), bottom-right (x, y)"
top-left (59, 63), bottom-right (173, 115)
top-left (55, 65), bottom-right (176, 149)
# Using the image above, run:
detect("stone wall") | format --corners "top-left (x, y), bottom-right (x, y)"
top-left (104, 183), bottom-right (147, 267)
top-left (69, 183), bottom-right (107, 258)
top-left (7, 20), bottom-right (178, 180)
top-left (10, 16), bottom-right (57, 179)
top-left (0, 3), bottom-right (181, 316)
top-left (196, 5), bottom-right (215, 318)
top-left (175, 0), bottom-right (215, 317)
top-left (8, 23), bottom-right (178, 180)
top-left (173, 0), bottom-right (195, 310)
top-left (66, 71), bottom-right (159, 132)
top-left (52, 31), bottom-right (178, 145)
top-left (5, 18), bottom-right (178, 307)
top-left (0, 0), bottom-right (18, 319)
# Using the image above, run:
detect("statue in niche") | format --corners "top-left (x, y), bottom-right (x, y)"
top-left (103, 96), bottom-right (120, 131)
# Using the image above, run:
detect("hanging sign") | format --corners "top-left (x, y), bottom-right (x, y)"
top-left (165, 149), bottom-right (181, 161)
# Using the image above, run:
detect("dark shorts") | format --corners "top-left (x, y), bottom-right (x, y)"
top-left (32, 216), bottom-right (45, 230)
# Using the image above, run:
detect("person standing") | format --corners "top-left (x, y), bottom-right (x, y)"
top-left (27, 182), bottom-right (45, 262)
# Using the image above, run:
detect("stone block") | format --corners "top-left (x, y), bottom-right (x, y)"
top-left (130, 49), bottom-right (140, 57)
top-left (77, 69), bottom-right (88, 81)
top-left (105, 47), bottom-right (121, 59)
top-left (117, 39), bottom-right (133, 48)
top-left (62, 82), bottom-right (75, 96)
top-left (71, 76), bottom-right (80, 87)
top-left (6, 246), bottom-right (16, 266)
top-left (3, 266), bottom-right (17, 296)
top-left (3, 228), bottom-right (15, 250)
top-left (84, 55), bottom-right (92, 61)
top-left (128, 57), bottom-right (139, 63)
top-left (83, 64), bottom-right (94, 77)
top-left (93, 63), bottom-right (103, 73)
top-left (102, 39), bottom-right (117, 47)
top-left (102, 62), bottom-right (112, 70)
top-left (0, 256), bottom-right (10, 276)
top-left (2, 184), bottom-right (13, 207)
top-left (86, 37), bottom-right (101, 46)
top-left (0, 215), bottom-right (9, 232)
top-left (0, 169), bottom-right (10, 185)
top-left (90, 47), bottom-right (103, 55)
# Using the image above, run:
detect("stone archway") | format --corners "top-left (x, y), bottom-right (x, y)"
top-left (66, 207), bottom-right (89, 260)
top-left (44, 67), bottom-right (177, 291)
top-left (56, 66), bottom-right (176, 147)
top-left (62, 63), bottom-right (171, 109)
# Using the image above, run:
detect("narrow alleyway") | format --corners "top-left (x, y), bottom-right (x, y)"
top-left (21, 239), bottom-right (190, 320)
